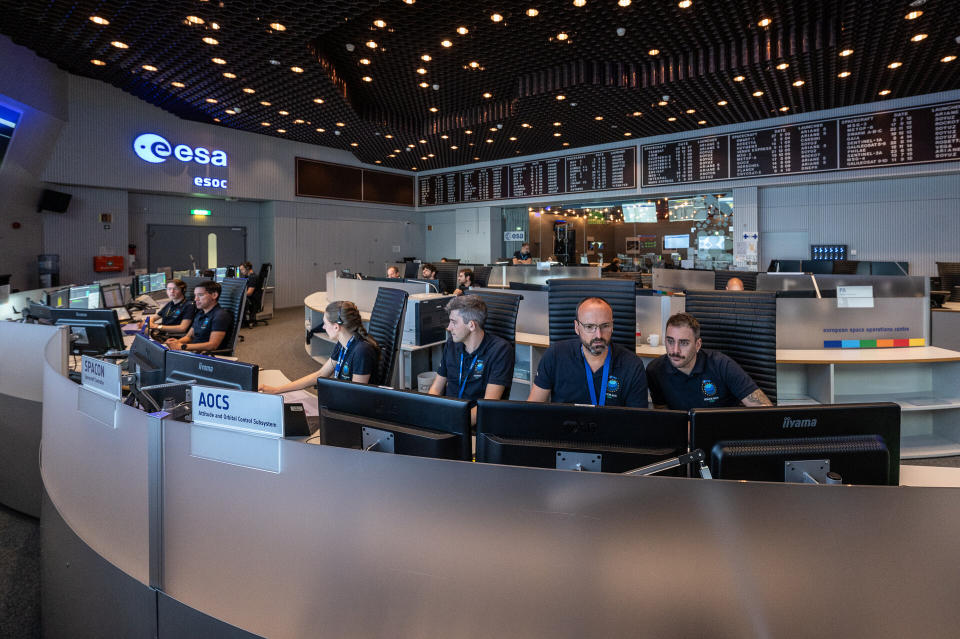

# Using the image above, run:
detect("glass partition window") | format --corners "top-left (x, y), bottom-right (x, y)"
top-left (502, 193), bottom-right (733, 270)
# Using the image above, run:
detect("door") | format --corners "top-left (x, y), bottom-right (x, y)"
top-left (148, 225), bottom-right (247, 272)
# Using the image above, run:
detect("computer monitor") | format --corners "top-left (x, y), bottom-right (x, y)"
top-left (663, 234), bottom-right (690, 250)
top-left (214, 267), bottom-right (228, 282)
top-left (405, 278), bottom-right (440, 293)
top-left (315, 378), bottom-right (473, 461)
top-left (475, 400), bottom-right (690, 474)
top-left (164, 350), bottom-right (259, 391)
top-left (101, 283), bottom-right (124, 309)
top-left (126, 333), bottom-right (167, 387)
top-left (48, 287), bottom-right (71, 309)
top-left (148, 272), bottom-right (166, 292)
top-left (68, 283), bottom-right (102, 309)
top-left (690, 403), bottom-right (900, 486)
top-left (49, 307), bottom-right (124, 355)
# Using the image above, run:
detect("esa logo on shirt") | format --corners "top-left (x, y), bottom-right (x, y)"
top-left (472, 359), bottom-right (485, 378)
top-left (605, 376), bottom-right (621, 398)
top-left (702, 379), bottom-right (718, 401)
top-left (340, 363), bottom-right (351, 378)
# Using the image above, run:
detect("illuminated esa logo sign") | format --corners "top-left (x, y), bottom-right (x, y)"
top-left (133, 133), bottom-right (228, 166)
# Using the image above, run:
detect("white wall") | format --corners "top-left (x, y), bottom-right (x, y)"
top-left (423, 206), bottom-right (499, 263)
top-left (759, 174), bottom-right (960, 275)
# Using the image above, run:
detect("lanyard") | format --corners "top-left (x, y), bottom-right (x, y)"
top-left (582, 346), bottom-right (612, 407)
top-left (458, 351), bottom-right (480, 399)
top-left (335, 336), bottom-right (354, 378)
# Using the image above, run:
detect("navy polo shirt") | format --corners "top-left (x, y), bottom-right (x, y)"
top-left (330, 337), bottom-right (379, 381)
top-left (190, 304), bottom-right (232, 345)
top-left (156, 299), bottom-right (196, 326)
top-left (645, 349), bottom-right (758, 410)
top-left (533, 338), bottom-right (648, 408)
top-left (437, 332), bottom-right (514, 400)
top-left (244, 272), bottom-right (259, 291)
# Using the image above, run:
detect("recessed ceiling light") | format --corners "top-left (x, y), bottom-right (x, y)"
top-left (362, 76), bottom-right (372, 82)
top-left (491, 13), bottom-right (503, 22)
top-left (717, 100), bottom-right (728, 106)
top-left (557, 32), bottom-right (569, 40)
top-left (451, 145), bottom-right (459, 149)
top-left (574, 0), bottom-right (586, 6)
top-left (403, 0), bottom-right (415, 4)
top-left (942, 55), bottom-right (958, 63)
top-left (225, 109), bottom-right (236, 114)
top-left (186, 16), bottom-right (204, 25)
top-left (594, 115), bottom-right (603, 120)
top-left (317, 128), bottom-right (326, 132)
top-left (222, 72), bottom-right (236, 78)
top-left (839, 49), bottom-right (854, 57)
top-left (242, 87), bottom-right (255, 93)
top-left (203, 37), bottom-right (218, 45)
top-left (260, 101), bottom-right (271, 106)
top-left (313, 98), bottom-right (324, 103)
top-left (527, 8), bottom-right (539, 17)
top-left (111, 41), bottom-right (129, 49)
top-left (465, 129), bottom-right (473, 134)
top-left (905, 10), bottom-right (923, 19)
top-left (387, 134), bottom-right (395, 138)
top-left (360, 58), bottom-right (371, 65)
top-left (624, 132), bottom-right (632, 136)
top-left (779, 106), bottom-right (790, 111)
top-left (678, 0), bottom-right (692, 7)
top-left (277, 129), bottom-right (286, 133)
top-left (428, 153), bottom-right (435, 158)
top-left (468, 61), bottom-right (479, 68)
top-left (911, 33), bottom-right (928, 42)
top-left (89, 16), bottom-right (109, 25)
top-left (879, 89), bottom-right (892, 95)
top-left (212, 58), bottom-right (227, 64)
top-left (792, 79), bottom-right (805, 86)
top-left (90, 59), bottom-right (106, 66)
top-left (698, 120), bottom-right (706, 124)
top-left (421, 54), bottom-right (432, 61)
top-left (269, 59), bottom-right (280, 65)
top-left (373, 19), bottom-right (386, 28)
top-left (757, 18), bottom-right (771, 27)
top-left (667, 116), bottom-right (677, 121)
top-left (366, 41), bottom-right (377, 49)
top-left (269, 22), bottom-right (286, 31)
top-left (441, 39), bottom-right (452, 47)
top-left (776, 62), bottom-right (789, 70)
top-left (171, 81), bottom-right (185, 87)
top-left (489, 126), bottom-right (498, 131)
top-left (556, 94), bottom-right (566, 100)
top-left (648, 48), bottom-right (660, 56)
top-left (336, 122), bottom-right (346, 127)
top-left (457, 26), bottom-right (469, 35)
top-left (290, 66), bottom-right (304, 73)
top-left (417, 67), bottom-right (428, 74)
top-left (618, 0), bottom-right (632, 6)
top-left (657, 100), bottom-right (668, 106)
top-left (429, 106), bottom-right (438, 112)
top-left (206, 98), bottom-right (218, 103)
top-left (486, 138), bottom-right (494, 143)
top-left (210, 22), bottom-right (220, 30)
top-left (143, 65), bottom-right (158, 72)
top-left (261, 122), bottom-right (270, 127)
top-left (294, 119), bottom-right (305, 124)
top-left (278, 110), bottom-right (289, 115)
top-left (419, 82), bottom-right (429, 87)
top-left (752, 90), bottom-right (764, 97)
top-left (553, 132), bottom-right (562, 137)
top-left (632, 110), bottom-right (642, 116)
top-left (482, 92), bottom-right (492, 98)
top-left (375, 160), bottom-right (382, 164)
top-left (509, 136), bottom-right (518, 140)
top-left (685, 108), bottom-right (696, 113)
top-left (887, 61), bottom-right (902, 69)
top-left (521, 123), bottom-right (532, 128)
top-left (351, 142), bottom-right (359, 147)
top-left (733, 75), bottom-right (745, 81)
top-left (838, 71), bottom-right (851, 78)
top-left (438, 134), bottom-right (446, 139)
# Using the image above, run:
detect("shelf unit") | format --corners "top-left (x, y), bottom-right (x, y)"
top-left (777, 347), bottom-right (960, 459)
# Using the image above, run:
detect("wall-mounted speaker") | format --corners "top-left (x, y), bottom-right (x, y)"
top-left (37, 188), bottom-right (72, 213)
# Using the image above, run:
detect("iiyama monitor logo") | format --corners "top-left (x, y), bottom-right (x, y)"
top-left (782, 416), bottom-right (818, 429)
top-left (198, 363), bottom-right (214, 373)
top-left (133, 133), bottom-right (228, 166)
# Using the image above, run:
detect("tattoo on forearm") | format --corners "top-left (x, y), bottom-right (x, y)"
top-left (744, 388), bottom-right (773, 406)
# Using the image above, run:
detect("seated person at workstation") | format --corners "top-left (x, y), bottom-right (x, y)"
top-left (386, 265), bottom-right (401, 279)
top-left (420, 262), bottom-right (446, 292)
top-left (725, 277), bottom-right (744, 291)
top-left (428, 296), bottom-right (514, 421)
top-left (238, 261), bottom-right (258, 298)
top-left (452, 268), bottom-right (473, 296)
top-left (200, 269), bottom-right (215, 278)
top-left (142, 278), bottom-right (196, 334)
top-left (165, 281), bottom-right (232, 352)
top-left (261, 300), bottom-right (379, 393)
top-left (645, 312), bottom-right (772, 409)
top-left (527, 297), bottom-right (648, 407)
top-left (513, 243), bottom-right (533, 265)
top-left (602, 257), bottom-right (622, 273)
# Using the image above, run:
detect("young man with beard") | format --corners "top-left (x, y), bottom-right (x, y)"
top-left (527, 297), bottom-right (648, 407)
top-left (645, 312), bottom-right (771, 410)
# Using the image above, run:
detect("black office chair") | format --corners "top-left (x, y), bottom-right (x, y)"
top-left (366, 287), bottom-right (409, 386)
top-left (508, 281), bottom-right (547, 291)
top-left (684, 290), bottom-right (778, 404)
top-left (472, 265), bottom-right (493, 288)
top-left (205, 278), bottom-right (248, 357)
top-left (466, 290), bottom-right (522, 346)
top-left (832, 260), bottom-right (860, 275)
top-left (546, 279), bottom-right (636, 349)
top-left (951, 286), bottom-right (960, 303)
top-left (246, 262), bottom-right (272, 327)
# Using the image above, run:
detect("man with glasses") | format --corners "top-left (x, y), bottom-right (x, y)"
top-left (645, 312), bottom-right (771, 409)
top-left (527, 297), bottom-right (648, 407)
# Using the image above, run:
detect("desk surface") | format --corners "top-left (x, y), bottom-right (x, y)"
top-left (304, 291), bottom-right (372, 321)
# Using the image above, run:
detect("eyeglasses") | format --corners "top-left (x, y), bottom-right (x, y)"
top-left (576, 319), bottom-right (613, 333)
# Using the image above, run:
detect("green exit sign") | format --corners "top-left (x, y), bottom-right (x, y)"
top-left (191, 209), bottom-right (212, 216)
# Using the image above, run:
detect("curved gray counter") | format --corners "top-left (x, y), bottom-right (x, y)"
top-left (26, 320), bottom-right (960, 638)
